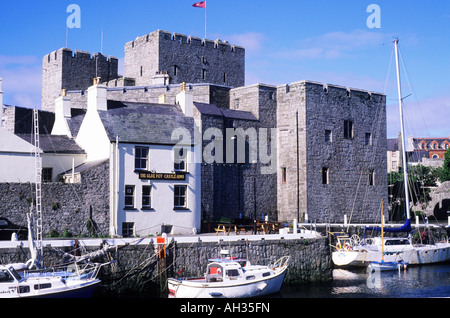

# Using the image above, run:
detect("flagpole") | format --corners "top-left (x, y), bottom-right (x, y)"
top-left (204, 1), bottom-right (207, 39)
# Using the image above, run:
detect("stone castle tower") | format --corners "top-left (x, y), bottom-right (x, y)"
top-left (41, 30), bottom-right (245, 112)
top-left (124, 30), bottom-right (245, 88)
top-left (41, 48), bottom-right (119, 111)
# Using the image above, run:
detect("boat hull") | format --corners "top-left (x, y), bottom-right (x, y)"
top-left (168, 267), bottom-right (287, 298)
top-left (333, 243), bottom-right (450, 267)
top-left (367, 261), bottom-right (407, 272)
top-left (26, 280), bottom-right (100, 298)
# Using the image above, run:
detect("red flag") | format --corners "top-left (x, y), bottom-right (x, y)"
top-left (192, 1), bottom-right (206, 8)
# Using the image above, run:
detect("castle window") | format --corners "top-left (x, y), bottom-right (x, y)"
top-left (174, 185), bottom-right (187, 209)
top-left (173, 65), bottom-right (178, 76)
top-left (125, 186), bottom-right (135, 209)
top-left (365, 133), bottom-right (372, 146)
top-left (282, 167), bottom-right (287, 184)
top-left (140, 66), bottom-right (143, 77)
top-left (234, 98), bottom-right (240, 109)
top-left (202, 69), bottom-right (207, 80)
top-left (202, 56), bottom-right (207, 64)
top-left (344, 120), bottom-right (354, 139)
top-left (322, 167), bottom-right (329, 185)
top-left (325, 130), bottom-right (332, 143)
top-left (223, 72), bottom-right (227, 84)
top-left (368, 170), bottom-right (375, 186)
top-left (142, 185), bottom-right (152, 209)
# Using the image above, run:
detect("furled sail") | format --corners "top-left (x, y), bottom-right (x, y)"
top-left (365, 219), bottom-right (411, 233)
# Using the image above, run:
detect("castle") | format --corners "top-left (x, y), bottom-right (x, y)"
top-left (1, 29), bottom-right (387, 237)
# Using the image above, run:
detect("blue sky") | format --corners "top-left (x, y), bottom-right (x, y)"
top-left (1, 0), bottom-right (449, 138)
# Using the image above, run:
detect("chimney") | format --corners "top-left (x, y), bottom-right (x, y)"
top-left (87, 78), bottom-right (107, 112)
top-left (57, 90), bottom-right (71, 118)
top-left (176, 83), bottom-right (193, 117)
top-left (51, 90), bottom-right (72, 137)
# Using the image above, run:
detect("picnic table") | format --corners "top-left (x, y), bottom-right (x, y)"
top-left (215, 224), bottom-right (233, 236)
top-left (215, 221), bottom-right (283, 235)
top-left (256, 221), bottom-right (283, 234)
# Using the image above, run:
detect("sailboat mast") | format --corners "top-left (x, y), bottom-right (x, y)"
top-left (394, 39), bottom-right (411, 220)
top-left (381, 199), bottom-right (384, 261)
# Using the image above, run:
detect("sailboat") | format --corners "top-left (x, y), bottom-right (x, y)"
top-left (0, 109), bottom-right (112, 298)
top-left (332, 39), bottom-right (450, 268)
top-left (367, 200), bottom-right (408, 272)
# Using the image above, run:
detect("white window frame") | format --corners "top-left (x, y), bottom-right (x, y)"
top-left (174, 185), bottom-right (188, 209)
top-left (125, 185), bottom-right (135, 208)
top-left (142, 185), bottom-right (152, 209)
top-left (174, 146), bottom-right (188, 172)
top-left (135, 146), bottom-right (149, 171)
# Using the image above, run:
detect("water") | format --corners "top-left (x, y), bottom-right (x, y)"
top-left (278, 264), bottom-right (450, 298)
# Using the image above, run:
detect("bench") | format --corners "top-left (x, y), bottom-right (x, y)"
top-left (234, 225), bottom-right (254, 235)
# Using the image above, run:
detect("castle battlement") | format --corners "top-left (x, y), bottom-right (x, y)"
top-left (43, 48), bottom-right (118, 64)
top-left (126, 29), bottom-right (244, 53)
top-left (277, 80), bottom-right (384, 99)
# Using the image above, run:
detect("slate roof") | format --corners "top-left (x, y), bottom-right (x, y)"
top-left (60, 159), bottom-right (107, 176)
top-left (16, 134), bottom-right (85, 154)
top-left (194, 102), bottom-right (257, 121)
top-left (410, 137), bottom-right (450, 150)
top-left (387, 138), bottom-right (399, 152)
top-left (99, 100), bottom-right (196, 145)
top-left (66, 108), bottom-right (86, 139)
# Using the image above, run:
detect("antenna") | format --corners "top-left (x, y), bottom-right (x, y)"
top-left (66, 26), bottom-right (69, 48)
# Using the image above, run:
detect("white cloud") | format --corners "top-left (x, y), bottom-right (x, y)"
top-left (218, 32), bottom-right (266, 56)
top-left (387, 93), bottom-right (450, 138)
top-left (272, 29), bottom-right (391, 60)
top-left (0, 55), bottom-right (41, 108)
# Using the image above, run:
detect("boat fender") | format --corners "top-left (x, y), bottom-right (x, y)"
top-left (257, 282), bottom-right (268, 292)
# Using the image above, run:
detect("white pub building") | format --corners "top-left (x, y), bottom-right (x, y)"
top-left (56, 80), bottom-right (201, 237)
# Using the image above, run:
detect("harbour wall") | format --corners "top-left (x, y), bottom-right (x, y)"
top-left (0, 234), bottom-right (332, 297)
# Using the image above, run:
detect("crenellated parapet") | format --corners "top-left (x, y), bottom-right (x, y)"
top-left (124, 30), bottom-right (245, 88)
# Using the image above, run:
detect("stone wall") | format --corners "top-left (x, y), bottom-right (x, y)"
top-left (0, 160), bottom-right (110, 237)
top-left (65, 83), bottom-right (231, 110)
top-left (425, 181), bottom-right (450, 219)
top-left (171, 237), bottom-right (332, 284)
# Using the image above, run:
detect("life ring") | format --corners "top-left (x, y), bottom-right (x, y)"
top-left (343, 243), bottom-right (352, 251)
top-left (336, 243), bottom-right (342, 250)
